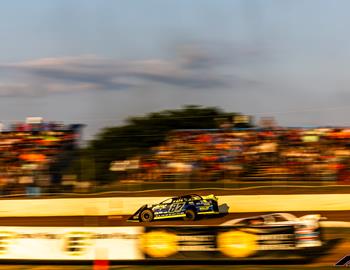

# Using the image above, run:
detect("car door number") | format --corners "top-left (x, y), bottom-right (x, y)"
top-left (169, 203), bottom-right (184, 213)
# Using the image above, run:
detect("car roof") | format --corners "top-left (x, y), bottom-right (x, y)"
top-left (172, 194), bottom-right (202, 200)
top-left (238, 213), bottom-right (296, 221)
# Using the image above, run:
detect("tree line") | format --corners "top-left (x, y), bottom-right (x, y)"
top-left (66, 105), bottom-right (250, 183)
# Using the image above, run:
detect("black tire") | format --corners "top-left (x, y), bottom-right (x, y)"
top-left (183, 209), bottom-right (196, 221)
top-left (139, 209), bottom-right (154, 222)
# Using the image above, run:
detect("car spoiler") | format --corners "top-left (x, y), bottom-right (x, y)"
top-left (202, 194), bottom-right (218, 201)
top-left (127, 204), bottom-right (148, 222)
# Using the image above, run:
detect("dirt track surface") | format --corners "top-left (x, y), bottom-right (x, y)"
top-left (0, 211), bottom-right (346, 227)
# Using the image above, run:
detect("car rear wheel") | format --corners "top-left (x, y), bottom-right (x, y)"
top-left (140, 209), bottom-right (154, 222)
top-left (183, 209), bottom-right (196, 221)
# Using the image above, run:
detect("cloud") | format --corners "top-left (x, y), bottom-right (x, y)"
top-left (0, 83), bottom-right (33, 96)
top-left (0, 43), bottom-right (260, 96)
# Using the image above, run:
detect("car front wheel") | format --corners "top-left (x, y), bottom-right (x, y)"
top-left (140, 209), bottom-right (154, 222)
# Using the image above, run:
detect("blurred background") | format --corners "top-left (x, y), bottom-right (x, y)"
top-left (1, 107), bottom-right (350, 196)
top-left (1, 0), bottom-right (350, 195)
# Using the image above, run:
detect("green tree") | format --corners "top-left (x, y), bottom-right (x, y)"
top-left (81, 105), bottom-right (244, 182)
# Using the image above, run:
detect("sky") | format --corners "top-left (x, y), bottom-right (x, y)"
top-left (1, 0), bottom-right (350, 139)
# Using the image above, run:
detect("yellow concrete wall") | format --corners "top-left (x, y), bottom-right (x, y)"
top-left (0, 194), bottom-right (349, 217)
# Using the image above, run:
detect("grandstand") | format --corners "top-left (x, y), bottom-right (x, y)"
top-left (2, 120), bottom-right (350, 195)
top-left (0, 119), bottom-right (83, 195)
top-left (118, 127), bottom-right (350, 183)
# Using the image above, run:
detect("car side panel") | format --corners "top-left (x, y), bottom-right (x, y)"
top-left (148, 196), bottom-right (219, 221)
top-left (193, 199), bottom-right (218, 213)
top-left (152, 201), bottom-right (188, 219)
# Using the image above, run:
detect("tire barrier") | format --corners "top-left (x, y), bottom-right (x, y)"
top-left (216, 230), bottom-right (258, 258)
top-left (141, 225), bottom-right (319, 261)
top-left (139, 230), bottom-right (178, 258)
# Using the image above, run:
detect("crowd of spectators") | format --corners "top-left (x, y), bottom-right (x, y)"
top-left (134, 127), bottom-right (350, 183)
top-left (3, 120), bottom-right (350, 193)
top-left (0, 121), bottom-right (82, 195)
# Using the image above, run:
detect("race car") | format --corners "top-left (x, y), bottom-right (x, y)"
top-left (221, 212), bottom-right (326, 248)
top-left (128, 194), bottom-right (219, 222)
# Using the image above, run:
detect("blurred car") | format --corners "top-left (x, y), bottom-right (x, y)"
top-left (221, 212), bottom-right (326, 248)
top-left (128, 194), bottom-right (219, 222)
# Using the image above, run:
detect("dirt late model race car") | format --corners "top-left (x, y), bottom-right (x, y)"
top-left (221, 212), bottom-right (326, 248)
top-left (140, 213), bottom-right (328, 260)
top-left (128, 194), bottom-right (219, 222)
